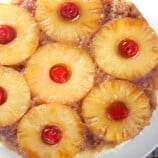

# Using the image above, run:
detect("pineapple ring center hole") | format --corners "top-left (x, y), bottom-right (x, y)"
top-left (41, 125), bottom-right (62, 145)
top-left (118, 39), bottom-right (139, 58)
top-left (107, 101), bottom-right (129, 121)
top-left (0, 25), bottom-right (16, 44)
top-left (60, 2), bottom-right (80, 21)
top-left (49, 64), bottom-right (71, 84)
top-left (0, 87), bottom-right (7, 106)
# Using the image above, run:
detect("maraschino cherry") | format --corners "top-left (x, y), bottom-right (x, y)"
top-left (107, 102), bottom-right (129, 121)
top-left (0, 87), bottom-right (7, 105)
top-left (0, 25), bottom-right (16, 44)
top-left (118, 39), bottom-right (139, 58)
top-left (60, 2), bottom-right (79, 20)
top-left (41, 125), bottom-right (62, 145)
top-left (49, 65), bottom-right (70, 84)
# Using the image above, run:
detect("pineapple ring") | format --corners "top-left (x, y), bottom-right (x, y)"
top-left (82, 80), bottom-right (151, 142)
top-left (35, 0), bottom-right (103, 43)
top-left (24, 43), bottom-right (95, 104)
top-left (0, 4), bottom-right (39, 65)
top-left (92, 18), bottom-right (158, 79)
top-left (0, 66), bottom-right (30, 127)
top-left (17, 104), bottom-right (84, 158)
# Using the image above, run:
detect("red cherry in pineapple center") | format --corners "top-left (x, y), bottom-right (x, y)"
top-left (0, 25), bottom-right (16, 44)
top-left (0, 87), bottom-right (7, 105)
top-left (60, 2), bottom-right (79, 20)
top-left (107, 102), bottom-right (129, 121)
top-left (118, 39), bottom-right (139, 58)
top-left (49, 64), bottom-right (70, 84)
top-left (41, 125), bottom-right (62, 145)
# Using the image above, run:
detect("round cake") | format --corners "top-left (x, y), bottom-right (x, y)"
top-left (0, 0), bottom-right (158, 158)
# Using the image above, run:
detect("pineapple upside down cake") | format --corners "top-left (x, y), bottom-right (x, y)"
top-left (0, 0), bottom-right (158, 158)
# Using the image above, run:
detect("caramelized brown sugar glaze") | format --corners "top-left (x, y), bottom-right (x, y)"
top-left (1, 0), bottom-right (158, 156)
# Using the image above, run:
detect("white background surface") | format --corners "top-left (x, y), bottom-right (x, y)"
top-left (0, 0), bottom-right (158, 158)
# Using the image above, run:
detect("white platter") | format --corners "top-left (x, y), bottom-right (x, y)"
top-left (0, 0), bottom-right (158, 158)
